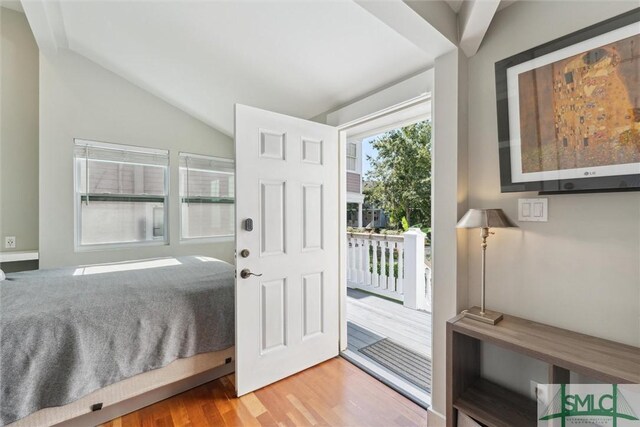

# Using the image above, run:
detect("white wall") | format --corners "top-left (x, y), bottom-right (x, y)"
top-left (39, 49), bottom-right (234, 268)
top-left (430, 48), bottom-right (469, 420)
top-left (466, 0), bottom-right (640, 396)
top-left (0, 7), bottom-right (39, 254)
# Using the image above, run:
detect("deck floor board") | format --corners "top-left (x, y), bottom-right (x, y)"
top-left (346, 288), bottom-right (432, 396)
top-left (346, 288), bottom-right (431, 357)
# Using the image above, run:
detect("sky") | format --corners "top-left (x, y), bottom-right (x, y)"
top-left (361, 133), bottom-right (382, 177)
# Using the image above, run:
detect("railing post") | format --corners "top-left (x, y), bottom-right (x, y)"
top-left (403, 228), bottom-right (427, 310)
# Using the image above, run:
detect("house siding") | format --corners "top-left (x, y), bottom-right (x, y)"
top-left (346, 172), bottom-right (361, 194)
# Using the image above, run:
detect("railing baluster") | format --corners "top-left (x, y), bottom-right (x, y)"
top-left (359, 237), bottom-right (366, 285)
top-left (348, 236), bottom-right (354, 283)
top-left (380, 240), bottom-right (387, 290)
top-left (372, 240), bottom-right (379, 288)
top-left (397, 241), bottom-right (404, 295)
top-left (388, 241), bottom-right (396, 292)
top-left (383, 240), bottom-right (387, 289)
top-left (353, 237), bottom-right (358, 284)
top-left (357, 238), bottom-right (362, 284)
top-left (365, 238), bottom-right (371, 286)
top-left (388, 241), bottom-right (393, 290)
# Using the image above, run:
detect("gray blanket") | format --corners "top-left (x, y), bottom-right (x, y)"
top-left (0, 256), bottom-right (235, 426)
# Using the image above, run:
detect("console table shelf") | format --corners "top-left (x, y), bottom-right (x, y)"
top-left (446, 313), bottom-right (640, 427)
top-left (454, 378), bottom-right (536, 427)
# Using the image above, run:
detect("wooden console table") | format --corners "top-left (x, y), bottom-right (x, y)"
top-left (446, 313), bottom-right (640, 427)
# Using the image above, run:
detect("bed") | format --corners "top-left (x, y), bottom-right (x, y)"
top-left (0, 256), bottom-right (235, 426)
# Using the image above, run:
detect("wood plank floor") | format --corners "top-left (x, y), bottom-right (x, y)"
top-left (346, 288), bottom-right (431, 357)
top-left (100, 357), bottom-right (428, 427)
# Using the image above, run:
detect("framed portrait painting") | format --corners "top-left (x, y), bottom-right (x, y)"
top-left (495, 9), bottom-right (640, 193)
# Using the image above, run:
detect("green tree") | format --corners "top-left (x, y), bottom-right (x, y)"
top-left (363, 121), bottom-right (432, 229)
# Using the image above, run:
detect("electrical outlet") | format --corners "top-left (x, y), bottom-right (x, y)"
top-left (5, 236), bottom-right (16, 249)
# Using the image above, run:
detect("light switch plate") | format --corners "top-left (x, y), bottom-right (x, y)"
top-left (518, 198), bottom-right (548, 222)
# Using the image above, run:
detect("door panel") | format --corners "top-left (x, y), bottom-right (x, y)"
top-left (260, 181), bottom-right (286, 256)
top-left (302, 183), bottom-right (323, 251)
top-left (260, 278), bottom-right (287, 353)
top-left (235, 104), bottom-right (339, 396)
top-left (302, 272), bottom-right (324, 338)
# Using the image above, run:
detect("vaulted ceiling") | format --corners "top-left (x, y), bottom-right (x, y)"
top-left (18, 0), bottom-right (511, 136)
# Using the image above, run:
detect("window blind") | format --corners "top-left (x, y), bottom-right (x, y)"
top-left (179, 154), bottom-right (234, 174)
top-left (74, 139), bottom-right (169, 166)
top-left (73, 139), bottom-right (169, 247)
top-left (179, 153), bottom-right (234, 239)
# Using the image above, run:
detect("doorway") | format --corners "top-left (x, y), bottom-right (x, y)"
top-left (338, 98), bottom-right (433, 408)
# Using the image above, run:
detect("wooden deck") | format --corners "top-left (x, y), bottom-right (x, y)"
top-left (345, 288), bottom-right (432, 402)
top-left (346, 288), bottom-right (431, 357)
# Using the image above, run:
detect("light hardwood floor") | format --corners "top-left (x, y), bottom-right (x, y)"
top-left (100, 357), bottom-right (428, 427)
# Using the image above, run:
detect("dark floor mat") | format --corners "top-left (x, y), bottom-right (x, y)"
top-left (359, 338), bottom-right (431, 392)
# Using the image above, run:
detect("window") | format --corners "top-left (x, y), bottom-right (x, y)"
top-left (179, 153), bottom-right (234, 240)
top-left (74, 139), bottom-right (169, 248)
top-left (347, 142), bottom-right (357, 171)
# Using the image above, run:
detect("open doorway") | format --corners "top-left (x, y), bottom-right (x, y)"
top-left (338, 100), bottom-right (433, 408)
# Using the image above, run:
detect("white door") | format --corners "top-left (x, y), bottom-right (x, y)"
top-left (234, 104), bottom-right (339, 396)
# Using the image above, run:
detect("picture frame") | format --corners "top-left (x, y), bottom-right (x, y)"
top-left (495, 8), bottom-right (640, 194)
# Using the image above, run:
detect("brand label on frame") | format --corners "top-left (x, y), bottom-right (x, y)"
top-left (538, 384), bottom-right (640, 426)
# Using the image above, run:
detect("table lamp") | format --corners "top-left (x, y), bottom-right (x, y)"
top-left (456, 208), bottom-right (517, 325)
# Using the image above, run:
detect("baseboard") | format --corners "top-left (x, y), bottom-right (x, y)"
top-left (427, 408), bottom-right (445, 427)
top-left (53, 360), bottom-right (235, 427)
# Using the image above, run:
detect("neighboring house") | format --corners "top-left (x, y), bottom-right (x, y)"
top-left (346, 140), bottom-right (389, 229)
top-left (360, 180), bottom-right (388, 228)
top-left (346, 139), bottom-right (365, 227)
top-left (362, 205), bottom-right (388, 229)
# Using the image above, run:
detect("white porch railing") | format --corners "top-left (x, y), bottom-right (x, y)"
top-left (347, 228), bottom-right (431, 311)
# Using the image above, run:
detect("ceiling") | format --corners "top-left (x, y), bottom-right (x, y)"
top-left (445, 0), bottom-right (517, 13)
top-left (41, 0), bottom-right (439, 136)
top-left (1, 0), bottom-right (24, 13)
top-left (21, 0), bottom-right (509, 136)
top-left (445, 0), bottom-right (465, 13)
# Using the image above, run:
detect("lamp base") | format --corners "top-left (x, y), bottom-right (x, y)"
top-left (463, 306), bottom-right (503, 325)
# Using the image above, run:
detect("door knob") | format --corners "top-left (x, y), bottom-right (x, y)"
top-left (240, 269), bottom-right (262, 279)
top-left (240, 249), bottom-right (250, 258)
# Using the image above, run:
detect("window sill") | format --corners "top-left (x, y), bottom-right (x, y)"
top-left (75, 240), bottom-right (169, 252)
top-left (180, 235), bottom-right (234, 245)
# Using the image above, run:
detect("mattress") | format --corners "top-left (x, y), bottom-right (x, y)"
top-left (1, 256), bottom-right (235, 426)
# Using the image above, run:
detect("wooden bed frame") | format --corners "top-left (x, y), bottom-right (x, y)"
top-left (9, 347), bottom-right (235, 427)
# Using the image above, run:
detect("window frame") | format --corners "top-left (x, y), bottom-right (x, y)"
top-left (346, 142), bottom-right (358, 172)
top-left (178, 152), bottom-right (235, 243)
top-left (73, 139), bottom-right (170, 251)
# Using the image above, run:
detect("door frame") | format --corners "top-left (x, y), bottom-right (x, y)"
top-left (335, 94), bottom-right (432, 351)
